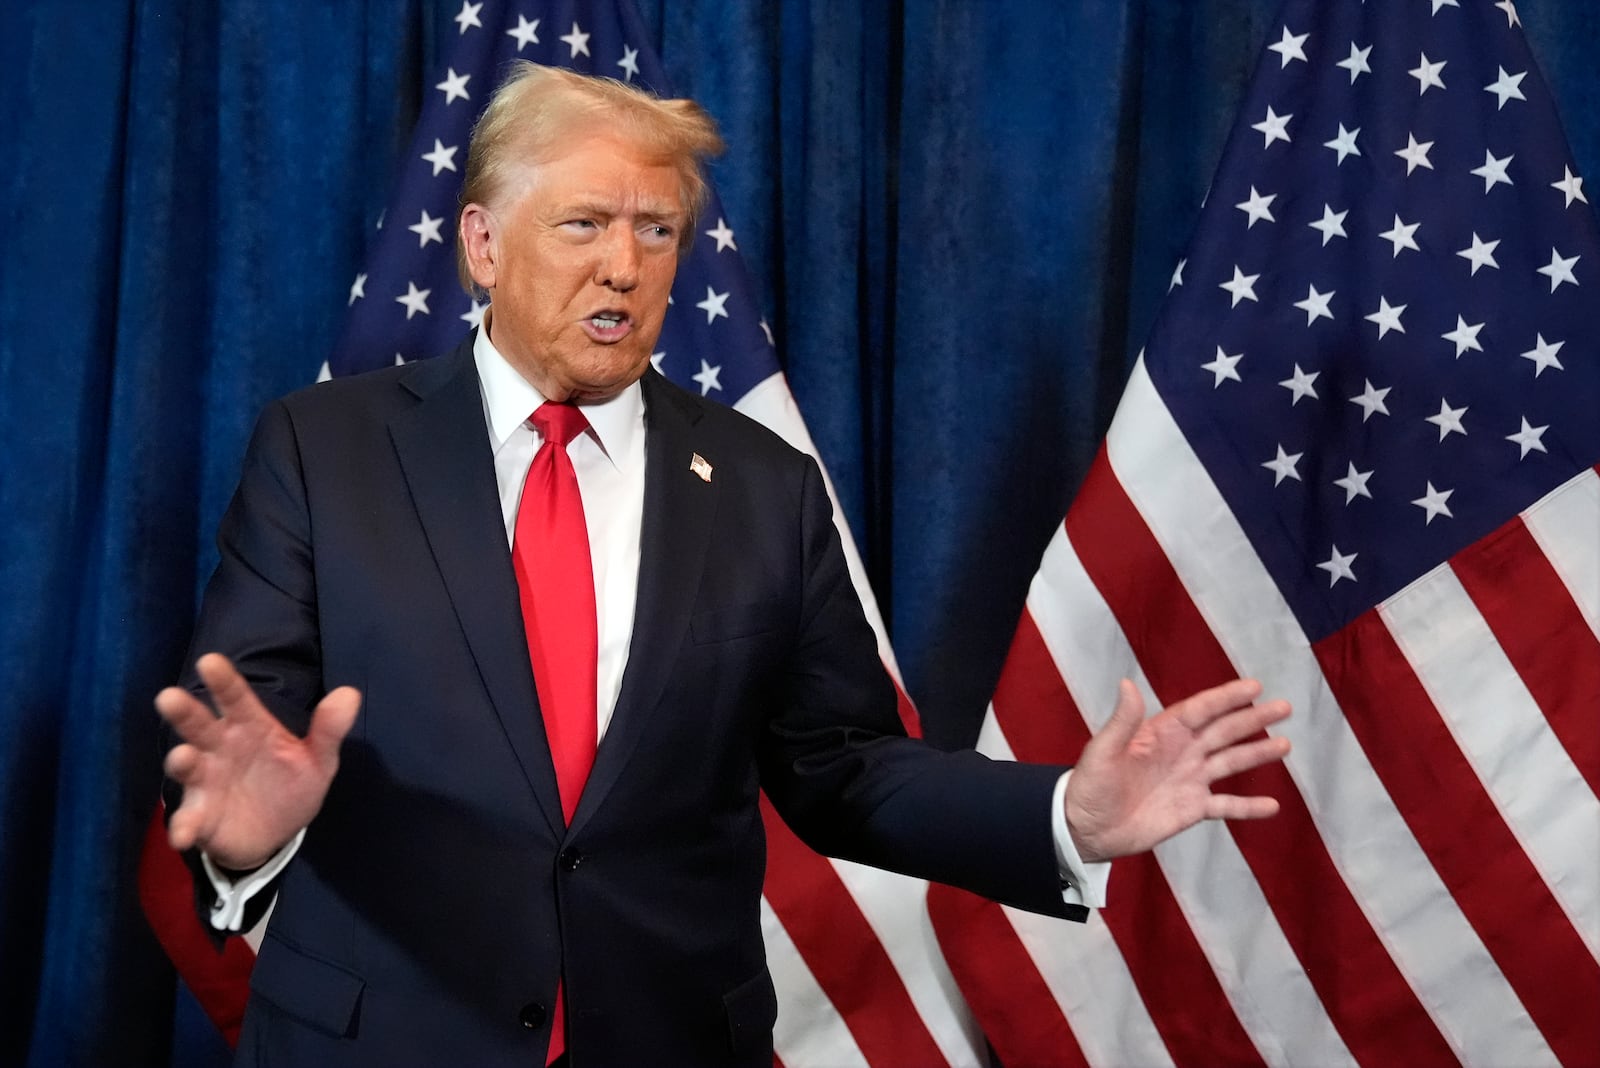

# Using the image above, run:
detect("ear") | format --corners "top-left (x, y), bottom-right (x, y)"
top-left (459, 203), bottom-right (499, 291)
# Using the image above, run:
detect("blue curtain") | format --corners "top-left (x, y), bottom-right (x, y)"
top-left (4, 1), bottom-right (1597, 1064)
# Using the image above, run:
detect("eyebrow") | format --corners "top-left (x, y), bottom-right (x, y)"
top-left (551, 198), bottom-right (687, 224)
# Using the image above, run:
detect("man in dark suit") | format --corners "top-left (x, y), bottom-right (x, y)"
top-left (157, 63), bottom-right (1290, 1067)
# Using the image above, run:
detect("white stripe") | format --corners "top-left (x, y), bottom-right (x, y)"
top-left (1026, 536), bottom-right (1355, 1068)
top-left (1522, 466), bottom-right (1600, 642)
top-left (1382, 566), bottom-right (1600, 959)
top-left (763, 896), bottom-right (871, 1068)
top-left (1104, 359), bottom-right (1559, 1068)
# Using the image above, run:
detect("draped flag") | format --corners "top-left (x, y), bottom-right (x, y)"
top-left (929, 1), bottom-right (1600, 1065)
top-left (141, 1), bottom-right (986, 1064)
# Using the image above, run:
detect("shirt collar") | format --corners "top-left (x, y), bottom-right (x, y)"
top-left (472, 317), bottom-right (644, 470)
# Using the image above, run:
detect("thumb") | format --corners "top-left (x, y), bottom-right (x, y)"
top-left (1088, 679), bottom-right (1145, 757)
top-left (305, 686), bottom-right (362, 768)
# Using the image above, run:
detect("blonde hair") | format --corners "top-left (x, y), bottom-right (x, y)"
top-left (455, 62), bottom-right (725, 292)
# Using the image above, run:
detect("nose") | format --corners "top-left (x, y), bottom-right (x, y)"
top-left (594, 226), bottom-right (640, 292)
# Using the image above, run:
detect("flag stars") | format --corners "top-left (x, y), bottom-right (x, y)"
top-left (1325, 124), bottom-right (1361, 166)
top-left (506, 15), bottom-right (540, 51)
top-left (459, 300), bottom-right (486, 330)
top-left (1441, 316), bottom-right (1484, 358)
top-left (1337, 42), bottom-right (1372, 84)
top-left (1268, 26), bottom-right (1309, 67)
top-left (561, 22), bottom-right (591, 58)
top-left (704, 217), bottom-right (737, 252)
top-left (435, 67), bottom-right (471, 105)
top-left (1169, 259), bottom-right (1186, 291)
top-left (422, 139), bottom-right (459, 176)
top-left (1333, 464), bottom-right (1373, 504)
top-left (1411, 482), bottom-right (1455, 524)
top-left (1294, 284), bottom-right (1335, 325)
top-left (1365, 297), bottom-right (1406, 338)
top-left (1380, 214), bottom-right (1421, 257)
top-left (1349, 379), bottom-right (1392, 421)
top-left (408, 209), bottom-right (444, 248)
top-left (1426, 399), bottom-right (1469, 440)
top-left (1262, 444), bottom-right (1304, 486)
top-left (1472, 150), bottom-right (1514, 192)
top-left (1236, 186), bottom-right (1277, 228)
top-left (1538, 248), bottom-right (1580, 291)
top-left (759, 320), bottom-right (775, 346)
top-left (396, 281), bottom-right (431, 319)
top-left (1252, 107), bottom-right (1292, 148)
top-left (1395, 134), bottom-right (1434, 175)
top-left (347, 272), bottom-right (367, 306)
top-left (453, 1), bottom-right (482, 34)
top-left (1520, 334), bottom-right (1564, 376)
top-left (1431, 0), bottom-right (1460, 13)
top-left (696, 286), bottom-right (731, 323)
top-left (1485, 67), bottom-right (1527, 109)
top-left (1496, 0), bottom-right (1521, 27)
top-left (649, 351), bottom-right (667, 373)
top-left (617, 45), bottom-right (641, 82)
top-left (1279, 364), bottom-right (1320, 405)
top-left (1457, 233), bottom-right (1500, 275)
top-left (1507, 417), bottom-right (1549, 458)
top-left (691, 359), bottom-right (723, 395)
top-left (1309, 204), bottom-right (1348, 245)
top-left (1553, 166), bottom-right (1588, 208)
top-left (1410, 53), bottom-right (1447, 95)
top-left (1317, 545), bottom-right (1358, 587)
top-left (1220, 266), bottom-right (1260, 307)
top-left (1201, 346), bottom-right (1244, 387)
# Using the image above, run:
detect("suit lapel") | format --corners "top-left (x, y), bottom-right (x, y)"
top-left (388, 339), bottom-right (565, 836)
top-left (571, 372), bottom-right (717, 833)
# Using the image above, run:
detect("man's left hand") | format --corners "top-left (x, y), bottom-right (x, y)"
top-left (1065, 678), bottom-right (1291, 864)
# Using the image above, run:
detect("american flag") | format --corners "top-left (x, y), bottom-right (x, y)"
top-left (141, 1), bottom-right (988, 1064)
top-left (928, 1), bottom-right (1600, 1065)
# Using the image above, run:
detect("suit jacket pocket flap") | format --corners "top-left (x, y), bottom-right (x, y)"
top-left (722, 969), bottom-right (778, 1056)
top-left (252, 930), bottom-right (366, 1038)
top-left (691, 602), bottom-right (781, 645)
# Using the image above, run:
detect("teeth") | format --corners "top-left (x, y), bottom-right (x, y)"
top-left (592, 314), bottom-right (623, 327)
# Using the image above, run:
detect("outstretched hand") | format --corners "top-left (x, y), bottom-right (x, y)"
top-left (156, 653), bottom-right (361, 871)
top-left (1065, 678), bottom-right (1290, 864)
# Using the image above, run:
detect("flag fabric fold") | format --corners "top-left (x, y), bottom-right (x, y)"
top-left (930, 1), bottom-right (1600, 1065)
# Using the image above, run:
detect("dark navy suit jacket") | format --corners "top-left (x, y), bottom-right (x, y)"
top-left (178, 335), bottom-right (1081, 1067)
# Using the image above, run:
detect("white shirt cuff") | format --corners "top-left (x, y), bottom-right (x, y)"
top-left (1051, 770), bottom-right (1111, 908)
top-left (201, 828), bottom-right (305, 932)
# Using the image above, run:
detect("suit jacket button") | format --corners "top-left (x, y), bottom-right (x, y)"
top-left (559, 847), bottom-right (583, 871)
top-left (520, 1002), bottom-right (547, 1029)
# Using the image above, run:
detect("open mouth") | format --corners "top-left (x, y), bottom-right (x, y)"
top-left (583, 311), bottom-right (632, 342)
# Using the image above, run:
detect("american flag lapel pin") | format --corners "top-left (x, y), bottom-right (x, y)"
top-left (690, 453), bottom-right (713, 483)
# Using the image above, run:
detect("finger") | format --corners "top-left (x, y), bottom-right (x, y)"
top-left (154, 686), bottom-right (225, 748)
top-left (194, 653), bottom-right (267, 724)
top-left (166, 797), bottom-right (211, 852)
top-left (1197, 698), bottom-right (1292, 751)
top-left (163, 742), bottom-right (203, 783)
top-left (1205, 733), bottom-right (1292, 781)
top-left (1172, 678), bottom-right (1264, 732)
top-left (306, 686), bottom-right (362, 768)
top-left (1204, 793), bottom-right (1281, 821)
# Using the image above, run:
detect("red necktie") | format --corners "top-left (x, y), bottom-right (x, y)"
top-left (511, 402), bottom-right (597, 1064)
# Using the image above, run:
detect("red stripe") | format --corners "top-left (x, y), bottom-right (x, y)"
top-left (995, 610), bottom-right (1266, 1068)
top-left (759, 793), bottom-right (950, 1068)
top-left (136, 806), bottom-right (254, 1048)
top-left (1318, 609), bottom-right (1600, 1067)
top-left (926, 884), bottom-right (1088, 1068)
top-left (1065, 454), bottom-right (1460, 1067)
top-left (1453, 516), bottom-right (1600, 796)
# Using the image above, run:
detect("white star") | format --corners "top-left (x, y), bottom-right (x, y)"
top-left (691, 359), bottom-right (723, 395)
top-left (1426, 398), bottom-right (1469, 440)
top-left (1268, 26), bottom-right (1309, 68)
top-left (1309, 204), bottom-right (1348, 246)
top-left (1317, 545), bottom-right (1358, 587)
top-left (1520, 334), bottom-right (1565, 376)
top-left (1553, 166), bottom-right (1588, 208)
top-left (1364, 297), bottom-right (1406, 338)
top-left (759, 320), bottom-right (775, 346)
top-left (1168, 259), bottom-right (1186, 291)
top-left (1337, 42), bottom-right (1373, 84)
top-left (1395, 133), bottom-right (1434, 175)
top-left (1236, 186), bottom-right (1277, 228)
top-left (435, 67), bottom-right (471, 105)
top-left (696, 286), bottom-right (730, 323)
top-left (347, 272), bottom-right (367, 306)
top-left (1411, 482), bottom-right (1455, 525)
top-left (1471, 150), bottom-right (1514, 192)
top-left (1380, 214), bottom-right (1421, 258)
top-left (459, 300), bottom-right (486, 329)
top-left (1496, 0), bottom-right (1522, 28)
top-left (617, 45), bottom-right (641, 82)
top-left (506, 14), bottom-right (540, 51)
top-left (704, 217), bottom-right (737, 252)
top-left (1410, 53), bottom-right (1447, 95)
top-left (649, 351), bottom-right (666, 373)
top-left (407, 209), bottom-right (444, 248)
top-left (421, 139), bottom-right (458, 176)
top-left (1262, 444), bottom-right (1304, 486)
top-left (394, 353), bottom-right (406, 366)
top-left (1294, 284), bottom-right (1335, 325)
top-left (1201, 346), bottom-right (1244, 387)
top-left (1457, 233), bottom-right (1501, 275)
top-left (1485, 67), bottom-right (1527, 110)
top-left (560, 21), bottom-right (591, 58)
top-left (1431, 0), bottom-right (1460, 12)
top-left (1279, 364), bottom-right (1320, 405)
top-left (1349, 379), bottom-right (1392, 421)
top-left (1441, 316), bottom-right (1485, 358)
top-left (1220, 265), bottom-right (1261, 307)
top-left (1252, 106), bottom-right (1292, 148)
top-left (1333, 464), bottom-right (1373, 504)
top-left (1507, 417), bottom-right (1549, 458)
top-left (453, 1), bottom-right (482, 34)
top-left (1324, 124), bottom-right (1362, 166)
top-left (396, 281), bottom-right (431, 319)
top-left (1538, 247), bottom-right (1580, 291)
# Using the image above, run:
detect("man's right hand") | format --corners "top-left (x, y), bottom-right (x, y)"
top-left (156, 653), bottom-right (361, 871)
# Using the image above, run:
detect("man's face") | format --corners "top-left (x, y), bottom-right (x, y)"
top-left (462, 130), bottom-right (686, 402)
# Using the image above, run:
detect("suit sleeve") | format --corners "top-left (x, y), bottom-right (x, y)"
top-left (755, 456), bottom-right (1085, 921)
